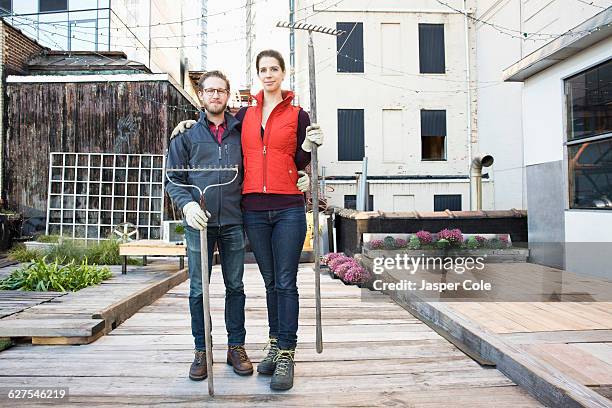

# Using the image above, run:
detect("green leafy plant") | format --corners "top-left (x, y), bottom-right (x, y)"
top-left (8, 239), bottom-right (142, 266)
top-left (0, 257), bottom-right (112, 292)
top-left (383, 236), bottom-right (396, 250)
top-left (436, 238), bottom-right (450, 249)
top-left (408, 235), bottom-right (421, 250)
top-left (175, 224), bottom-right (186, 235)
top-left (36, 235), bottom-right (60, 243)
top-left (8, 244), bottom-right (43, 262)
top-left (466, 236), bottom-right (479, 249)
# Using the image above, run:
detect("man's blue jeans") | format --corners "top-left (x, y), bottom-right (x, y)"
top-left (185, 224), bottom-right (246, 350)
top-left (243, 207), bottom-right (307, 350)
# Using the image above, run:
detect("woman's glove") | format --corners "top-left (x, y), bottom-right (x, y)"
top-left (297, 171), bottom-right (310, 192)
top-left (301, 124), bottom-right (324, 152)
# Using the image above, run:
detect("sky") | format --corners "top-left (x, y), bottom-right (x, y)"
top-left (206, 0), bottom-right (248, 90)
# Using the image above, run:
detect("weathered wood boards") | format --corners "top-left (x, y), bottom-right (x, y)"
top-left (0, 261), bottom-right (186, 344)
top-left (0, 263), bottom-right (542, 407)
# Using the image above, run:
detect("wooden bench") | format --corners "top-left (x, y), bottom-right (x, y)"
top-left (119, 240), bottom-right (186, 274)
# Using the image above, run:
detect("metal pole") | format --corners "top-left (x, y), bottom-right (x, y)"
top-left (199, 225), bottom-right (214, 396)
top-left (308, 31), bottom-right (323, 354)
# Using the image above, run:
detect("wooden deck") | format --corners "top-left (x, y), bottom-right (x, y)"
top-left (0, 261), bottom-right (186, 344)
top-left (380, 263), bottom-right (612, 406)
top-left (0, 264), bottom-right (541, 406)
top-left (449, 301), bottom-right (612, 401)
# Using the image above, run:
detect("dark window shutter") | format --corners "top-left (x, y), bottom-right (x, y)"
top-left (337, 22), bottom-right (364, 73)
top-left (434, 195), bottom-right (462, 211)
top-left (344, 194), bottom-right (374, 210)
top-left (421, 110), bottom-right (447, 136)
top-left (39, 0), bottom-right (68, 12)
top-left (419, 23), bottom-right (445, 74)
top-left (0, 0), bottom-right (11, 14)
top-left (338, 109), bottom-right (365, 161)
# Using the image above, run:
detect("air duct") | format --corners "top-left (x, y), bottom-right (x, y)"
top-left (470, 154), bottom-right (494, 210)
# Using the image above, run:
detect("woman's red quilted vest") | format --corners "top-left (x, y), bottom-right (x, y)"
top-left (241, 90), bottom-right (301, 195)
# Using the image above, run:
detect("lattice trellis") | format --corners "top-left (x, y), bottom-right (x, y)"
top-left (46, 152), bottom-right (165, 240)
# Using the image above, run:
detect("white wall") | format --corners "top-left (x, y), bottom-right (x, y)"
top-left (325, 179), bottom-right (494, 212)
top-left (475, 0), bottom-right (526, 210)
top-left (292, 0), bottom-right (477, 211)
top-left (520, 0), bottom-right (608, 56)
top-left (522, 36), bottom-right (612, 167)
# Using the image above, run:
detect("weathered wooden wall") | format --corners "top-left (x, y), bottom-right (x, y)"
top-left (4, 80), bottom-right (196, 232)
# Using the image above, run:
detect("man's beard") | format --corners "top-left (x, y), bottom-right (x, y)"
top-left (204, 101), bottom-right (226, 114)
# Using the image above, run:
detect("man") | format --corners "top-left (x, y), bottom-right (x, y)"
top-left (165, 70), bottom-right (310, 382)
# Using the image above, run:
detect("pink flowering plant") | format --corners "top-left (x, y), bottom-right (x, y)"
top-left (343, 265), bottom-right (372, 284)
top-left (322, 252), bottom-right (344, 266)
top-left (437, 228), bottom-right (464, 247)
top-left (365, 239), bottom-right (384, 250)
top-left (415, 230), bottom-right (433, 245)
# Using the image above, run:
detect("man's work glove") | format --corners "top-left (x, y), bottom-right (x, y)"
top-left (301, 124), bottom-right (324, 152)
top-left (171, 120), bottom-right (197, 139)
top-left (183, 202), bottom-right (211, 230)
top-left (297, 171), bottom-right (310, 192)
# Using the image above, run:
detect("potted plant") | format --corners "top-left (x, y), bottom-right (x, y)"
top-left (174, 224), bottom-right (186, 245)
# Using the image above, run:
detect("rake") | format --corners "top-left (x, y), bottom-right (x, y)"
top-left (165, 164), bottom-right (239, 397)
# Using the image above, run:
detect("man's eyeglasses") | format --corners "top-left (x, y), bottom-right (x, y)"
top-left (203, 88), bottom-right (229, 97)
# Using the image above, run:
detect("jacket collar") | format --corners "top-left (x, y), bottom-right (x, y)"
top-left (197, 109), bottom-right (240, 131)
top-left (252, 89), bottom-right (294, 108)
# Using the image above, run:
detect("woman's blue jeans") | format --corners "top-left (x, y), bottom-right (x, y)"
top-left (243, 207), bottom-right (307, 350)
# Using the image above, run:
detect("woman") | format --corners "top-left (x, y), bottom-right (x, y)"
top-left (235, 49), bottom-right (323, 391)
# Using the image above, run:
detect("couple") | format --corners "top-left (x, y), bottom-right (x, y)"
top-left (165, 49), bottom-right (324, 391)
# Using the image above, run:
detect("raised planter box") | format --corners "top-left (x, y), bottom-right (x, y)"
top-left (362, 247), bottom-right (529, 263)
top-left (23, 241), bottom-right (57, 252)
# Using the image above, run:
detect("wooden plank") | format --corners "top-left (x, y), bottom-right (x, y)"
top-left (32, 330), bottom-right (105, 345)
top-left (52, 386), bottom-right (540, 408)
top-left (119, 240), bottom-right (186, 256)
top-left (501, 330), bottom-right (612, 345)
top-left (525, 344), bottom-right (612, 385)
top-left (381, 268), bottom-right (612, 408)
top-left (0, 318), bottom-right (105, 337)
top-left (572, 343), bottom-right (612, 366)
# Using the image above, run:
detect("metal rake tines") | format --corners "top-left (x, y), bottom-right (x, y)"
top-left (166, 165), bottom-right (239, 172)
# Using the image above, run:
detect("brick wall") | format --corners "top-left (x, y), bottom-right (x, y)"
top-left (1, 20), bottom-right (46, 75)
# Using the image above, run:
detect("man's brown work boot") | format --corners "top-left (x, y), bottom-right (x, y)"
top-left (189, 349), bottom-right (207, 381)
top-left (227, 345), bottom-right (254, 376)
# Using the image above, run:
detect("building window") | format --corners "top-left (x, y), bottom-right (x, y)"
top-left (39, 0), bottom-right (68, 12)
top-left (421, 109), bottom-right (446, 160)
top-left (419, 23), bottom-right (445, 74)
top-left (338, 109), bottom-right (365, 161)
top-left (566, 59), bottom-right (612, 210)
top-left (344, 195), bottom-right (374, 210)
top-left (0, 0), bottom-right (11, 15)
top-left (337, 22), bottom-right (364, 73)
top-left (434, 195), bottom-right (462, 211)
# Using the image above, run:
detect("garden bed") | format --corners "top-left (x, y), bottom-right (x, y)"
top-left (362, 231), bottom-right (529, 263)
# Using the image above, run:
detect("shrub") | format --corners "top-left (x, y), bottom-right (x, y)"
top-left (8, 239), bottom-right (142, 266)
top-left (499, 235), bottom-right (510, 247)
top-left (466, 236), bottom-right (479, 249)
top-left (383, 236), bottom-right (396, 250)
top-left (8, 244), bottom-right (43, 263)
top-left (0, 257), bottom-right (112, 292)
top-left (365, 239), bottom-right (384, 250)
top-left (487, 237), bottom-right (504, 249)
top-left (436, 239), bottom-right (450, 249)
top-left (343, 265), bottom-right (371, 284)
top-left (36, 235), bottom-right (60, 243)
top-left (408, 235), bottom-right (421, 249)
top-left (416, 230), bottom-right (432, 245)
top-left (394, 238), bottom-right (408, 249)
top-left (438, 228), bottom-right (463, 246)
top-left (475, 235), bottom-right (487, 245)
